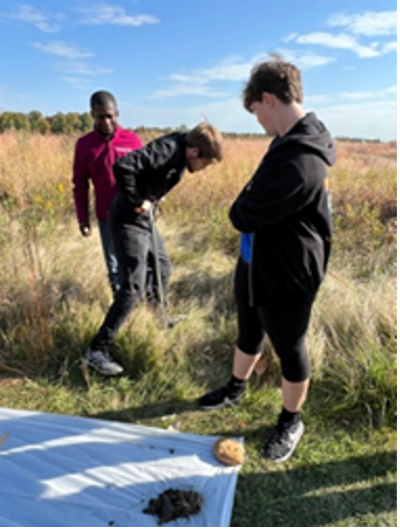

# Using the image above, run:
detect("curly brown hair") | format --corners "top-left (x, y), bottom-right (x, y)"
top-left (243, 54), bottom-right (303, 111)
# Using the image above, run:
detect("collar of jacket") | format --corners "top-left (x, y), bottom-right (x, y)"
top-left (93, 124), bottom-right (123, 142)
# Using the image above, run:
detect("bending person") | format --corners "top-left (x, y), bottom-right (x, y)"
top-left (85, 122), bottom-right (224, 376)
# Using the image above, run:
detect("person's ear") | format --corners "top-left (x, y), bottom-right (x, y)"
top-left (187, 146), bottom-right (200, 158)
top-left (261, 92), bottom-right (274, 107)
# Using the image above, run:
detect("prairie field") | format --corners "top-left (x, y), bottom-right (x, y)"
top-left (0, 131), bottom-right (397, 527)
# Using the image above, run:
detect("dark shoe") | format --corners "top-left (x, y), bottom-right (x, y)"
top-left (198, 385), bottom-right (244, 410)
top-left (263, 419), bottom-right (304, 463)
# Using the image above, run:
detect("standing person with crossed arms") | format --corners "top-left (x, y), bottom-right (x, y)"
top-left (199, 55), bottom-right (336, 463)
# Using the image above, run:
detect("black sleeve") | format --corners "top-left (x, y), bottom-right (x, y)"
top-left (229, 155), bottom-right (320, 232)
top-left (113, 136), bottom-right (177, 208)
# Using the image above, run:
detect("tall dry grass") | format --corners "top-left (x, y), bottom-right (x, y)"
top-left (0, 131), bottom-right (396, 425)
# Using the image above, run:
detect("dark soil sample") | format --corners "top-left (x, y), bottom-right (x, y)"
top-left (143, 487), bottom-right (203, 525)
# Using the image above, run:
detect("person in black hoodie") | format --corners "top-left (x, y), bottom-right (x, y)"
top-left (85, 122), bottom-right (223, 376)
top-left (198, 55), bottom-right (336, 463)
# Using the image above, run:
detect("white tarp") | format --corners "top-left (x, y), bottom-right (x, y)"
top-left (0, 407), bottom-right (242, 527)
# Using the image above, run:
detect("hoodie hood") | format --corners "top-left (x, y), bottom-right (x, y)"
top-left (272, 112), bottom-right (337, 167)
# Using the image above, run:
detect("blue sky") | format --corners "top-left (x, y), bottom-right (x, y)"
top-left (0, 1), bottom-right (397, 140)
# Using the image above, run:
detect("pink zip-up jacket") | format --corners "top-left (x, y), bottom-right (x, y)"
top-left (72, 125), bottom-right (143, 224)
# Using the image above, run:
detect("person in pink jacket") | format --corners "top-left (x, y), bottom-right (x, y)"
top-left (72, 91), bottom-right (143, 295)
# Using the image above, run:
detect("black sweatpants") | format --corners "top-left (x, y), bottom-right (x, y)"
top-left (91, 216), bottom-right (171, 352)
top-left (235, 257), bottom-right (314, 383)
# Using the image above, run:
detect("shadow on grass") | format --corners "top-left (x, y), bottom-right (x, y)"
top-left (231, 450), bottom-right (397, 527)
top-left (169, 271), bottom-right (236, 322)
top-left (88, 398), bottom-right (201, 423)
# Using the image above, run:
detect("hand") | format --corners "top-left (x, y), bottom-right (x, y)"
top-left (151, 197), bottom-right (165, 220)
top-left (134, 199), bottom-right (152, 214)
top-left (153, 197), bottom-right (166, 207)
top-left (79, 223), bottom-right (91, 237)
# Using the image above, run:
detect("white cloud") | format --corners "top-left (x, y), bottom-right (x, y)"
top-left (382, 41), bottom-right (398, 54)
top-left (151, 52), bottom-right (334, 100)
top-left (328, 11), bottom-right (397, 36)
top-left (167, 74), bottom-right (207, 84)
top-left (283, 33), bottom-right (299, 43)
top-left (305, 95), bottom-right (332, 104)
top-left (293, 13), bottom-right (397, 59)
top-left (201, 52), bottom-right (335, 79)
top-left (150, 57), bottom-right (254, 99)
top-left (61, 62), bottom-right (113, 76)
top-left (169, 55), bottom-right (260, 83)
top-left (166, 57), bottom-right (256, 86)
top-left (63, 77), bottom-right (92, 90)
top-left (339, 85), bottom-right (397, 100)
top-left (351, 44), bottom-right (382, 58)
top-left (295, 32), bottom-right (381, 58)
top-left (198, 61), bottom-right (254, 82)
top-left (276, 49), bottom-right (336, 70)
top-left (0, 4), bottom-right (63, 33)
top-left (77, 5), bottom-right (159, 26)
top-left (150, 83), bottom-right (228, 99)
top-left (297, 32), bottom-right (358, 49)
top-left (34, 41), bottom-right (94, 59)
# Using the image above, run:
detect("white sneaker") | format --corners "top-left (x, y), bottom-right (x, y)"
top-left (84, 348), bottom-right (123, 376)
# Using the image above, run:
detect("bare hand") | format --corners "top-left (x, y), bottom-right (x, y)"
top-left (153, 197), bottom-right (165, 207)
top-left (134, 199), bottom-right (152, 214)
top-left (79, 223), bottom-right (91, 237)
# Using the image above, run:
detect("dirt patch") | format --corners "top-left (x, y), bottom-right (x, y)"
top-left (143, 488), bottom-right (203, 525)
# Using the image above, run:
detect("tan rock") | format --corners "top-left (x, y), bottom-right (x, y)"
top-left (213, 437), bottom-right (245, 466)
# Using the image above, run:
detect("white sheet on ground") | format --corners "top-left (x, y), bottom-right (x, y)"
top-left (0, 407), bottom-right (242, 527)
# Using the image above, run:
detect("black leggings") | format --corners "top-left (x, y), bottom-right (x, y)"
top-left (235, 257), bottom-right (314, 383)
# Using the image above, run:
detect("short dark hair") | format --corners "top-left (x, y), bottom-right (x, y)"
top-left (186, 122), bottom-right (223, 162)
top-left (90, 90), bottom-right (117, 109)
top-left (243, 54), bottom-right (303, 111)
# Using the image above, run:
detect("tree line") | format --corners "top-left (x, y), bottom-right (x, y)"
top-left (0, 111), bottom-right (95, 135)
top-left (0, 111), bottom-right (390, 143)
top-left (0, 111), bottom-right (206, 137)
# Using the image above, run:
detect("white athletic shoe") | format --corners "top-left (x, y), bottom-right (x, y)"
top-left (84, 348), bottom-right (123, 376)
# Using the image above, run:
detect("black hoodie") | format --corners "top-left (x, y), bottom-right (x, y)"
top-left (229, 112), bottom-right (336, 306)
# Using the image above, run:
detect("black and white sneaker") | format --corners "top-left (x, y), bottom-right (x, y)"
top-left (263, 420), bottom-right (304, 463)
top-left (167, 314), bottom-right (187, 329)
top-left (198, 386), bottom-right (244, 410)
top-left (84, 348), bottom-right (123, 376)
